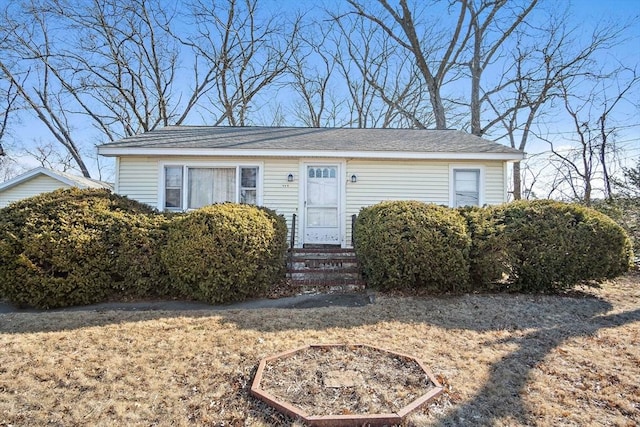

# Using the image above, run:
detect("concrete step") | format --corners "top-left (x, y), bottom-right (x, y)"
top-left (286, 248), bottom-right (364, 289)
top-left (290, 270), bottom-right (361, 281)
top-left (288, 278), bottom-right (367, 293)
top-left (290, 249), bottom-right (357, 258)
top-left (289, 259), bottom-right (359, 270)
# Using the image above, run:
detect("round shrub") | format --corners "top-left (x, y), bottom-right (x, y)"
top-left (458, 206), bottom-right (509, 291)
top-left (161, 203), bottom-right (287, 304)
top-left (593, 198), bottom-right (640, 265)
top-left (354, 200), bottom-right (471, 293)
top-left (0, 188), bottom-right (170, 308)
top-left (491, 200), bottom-right (633, 292)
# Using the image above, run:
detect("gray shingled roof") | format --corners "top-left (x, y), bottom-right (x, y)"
top-left (99, 126), bottom-right (522, 155)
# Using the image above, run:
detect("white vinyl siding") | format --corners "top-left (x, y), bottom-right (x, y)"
top-left (0, 175), bottom-right (72, 208)
top-left (345, 160), bottom-right (506, 245)
top-left (345, 160), bottom-right (451, 246)
top-left (118, 157), bottom-right (159, 207)
top-left (117, 156), bottom-right (301, 244)
top-left (262, 158), bottom-right (299, 247)
top-left (115, 156), bottom-right (508, 248)
top-left (485, 162), bottom-right (506, 204)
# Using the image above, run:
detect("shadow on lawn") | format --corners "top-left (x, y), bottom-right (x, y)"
top-left (1, 290), bottom-right (638, 426)
top-left (429, 307), bottom-right (640, 426)
top-left (230, 293), bottom-right (640, 425)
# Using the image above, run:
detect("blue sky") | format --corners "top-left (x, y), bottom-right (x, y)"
top-left (5, 0), bottom-right (640, 184)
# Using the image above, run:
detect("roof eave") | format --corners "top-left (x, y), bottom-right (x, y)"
top-left (0, 167), bottom-right (79, 192)
top-left (0, 167), bottom-right (111, 192)
top-left (97, 147), bottom-right (524, 161)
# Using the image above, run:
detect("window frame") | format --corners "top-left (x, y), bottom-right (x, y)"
top-left (449, 165), bottom-right (484, 208)
top-left (158, 161), bottom-right (263, 211)
top-left (163, 165), bottom-right (184, 211)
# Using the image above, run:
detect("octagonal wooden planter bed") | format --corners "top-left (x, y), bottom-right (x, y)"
top-left (251, 344), bottom-right (444, 426)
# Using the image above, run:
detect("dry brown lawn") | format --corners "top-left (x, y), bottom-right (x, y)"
top-left (1, 273), bottom-right (639, 427)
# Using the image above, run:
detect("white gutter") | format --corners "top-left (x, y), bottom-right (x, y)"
top-left (97, 147), bottom-right (524, 161)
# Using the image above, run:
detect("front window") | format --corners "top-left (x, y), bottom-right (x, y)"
top-left (163, 165), bottom-right (258, 211)
top-left (454, 169), bottom-right (480, 207)
top-left (164, 166), bottom-right (183, 209)
top-left (240, 167), bottom-right (258, 204)
top-left (188, 168), bottom-right (236, 208)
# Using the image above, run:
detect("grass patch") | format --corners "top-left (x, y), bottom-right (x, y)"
top-left (1, 274), bottom-right (639, 426)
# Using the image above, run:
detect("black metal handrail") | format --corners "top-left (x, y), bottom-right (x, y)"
top-left (290, 213), bottom-right (296, 250)
top-left (351, 214), bottom-right (357, 247)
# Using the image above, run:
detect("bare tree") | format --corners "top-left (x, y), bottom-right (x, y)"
top-left (462, 0), bottom-right (538, 136)
top-left (24, 141), bottom-right (74, 172)
top-left (50, 0), bottom-right (184, 137)
top-left (614, 158), bottom-right (640, 198)
top-left (0, 77), bottom-right (20, 158)
top-left (0, 0), bottom-right (190, 176)
top-left (330, 9), bottom-right (433, 129)
top-left (340, 0), bottom-right (539, 132)
top-left (179, 0), bottom-right (300, 126)
top-left (0, 0), bottom-right (238, 177)
top-left (0, 3), bottom-right (92, 176)
top-left (536, 68), bottom-right (640, 205)
top-left (287, 20), bottom-right (342, 127)
top-left (341, 1), bottom-right (634, 202)
top-left (596, 68), bottom-right (639, 198)
top-left (333, 16), bottom-right (382, 128)
top-left (0, 79), bottom-right (19, 179)
top-left (0, 78), bottom-right (20, 180)
top-left (343, 0), bottom-right (472, 129)
top-left (487, 8), bottom-right (624, 199)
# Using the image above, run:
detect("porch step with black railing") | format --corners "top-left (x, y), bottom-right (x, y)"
top-left (287, 248), bottom-right (366, 292)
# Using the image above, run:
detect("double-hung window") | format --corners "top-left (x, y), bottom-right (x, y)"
top-left (163, 165), bottom-right (259, 211)
top-left (164, 166), bottom-right (184, 210)
top-left (240, 167), bottom-right (257, 205)
top-left (453, 168), bottom-right (480, 207)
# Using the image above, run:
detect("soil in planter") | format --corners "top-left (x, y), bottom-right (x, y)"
top-left (259, 345), bottom-right (437, 416)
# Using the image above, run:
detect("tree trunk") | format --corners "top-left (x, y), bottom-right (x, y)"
top-left (430, 85), bottom-right (447, 129)
top-left (512, 161), bottom-right (522, 200)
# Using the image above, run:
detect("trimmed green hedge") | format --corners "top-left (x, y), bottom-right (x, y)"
top-left (458, 206), bottom-right (509, 291)
top-left (354, 200), bottom-right (633, 295)
top-left (354, 201), bottom-right (471, 292)
top-left (0, 188), bottom-right (170, 308)
top-left (593, 198), bottom-right (640, 261)
top-left (1, 189), bottom-right (631, 307)
top-left (161, 204), bottom-right (287, 304)
top-left (0, 190), bottom-right (288, 308)
top-left (488, 200), bottom-right (633, 292)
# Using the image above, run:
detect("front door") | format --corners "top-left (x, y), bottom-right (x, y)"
top-left (304, 164), bottom-right (341, 245)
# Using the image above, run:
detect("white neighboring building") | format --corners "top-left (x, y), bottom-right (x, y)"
top-left (0, 167), bottom-right (112, 208)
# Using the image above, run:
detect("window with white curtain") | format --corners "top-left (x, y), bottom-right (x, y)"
top-left (188, 168), bottom-right (236, 208)
top-left (453, 169), bottom-right (480, 207)
top-left (163, 165), bottom-right (258, 211)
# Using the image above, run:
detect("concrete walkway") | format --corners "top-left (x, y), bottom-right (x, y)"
top-left (0, 292), bottom-right (374, 314)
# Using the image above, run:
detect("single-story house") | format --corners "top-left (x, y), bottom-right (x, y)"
top-left (0, 167), bottom-right (112, 208)
top-left (97, 126), bottom-right (524, 248)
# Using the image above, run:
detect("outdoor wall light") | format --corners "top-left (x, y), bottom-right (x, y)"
top-left (287, 173), bottom-right (294, 182)
top-left (351, 174), bottom-right (357, 183)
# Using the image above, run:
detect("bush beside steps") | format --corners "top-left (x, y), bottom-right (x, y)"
top-left (0, 188), bottom-right (287, 309)
top-left (0, 190), bottom-right (633, 308)
top-left (354, 200), bottom-right (633, 294)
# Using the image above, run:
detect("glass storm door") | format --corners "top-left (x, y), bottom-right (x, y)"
top-left (304, 165), bottom-right (340, 245)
